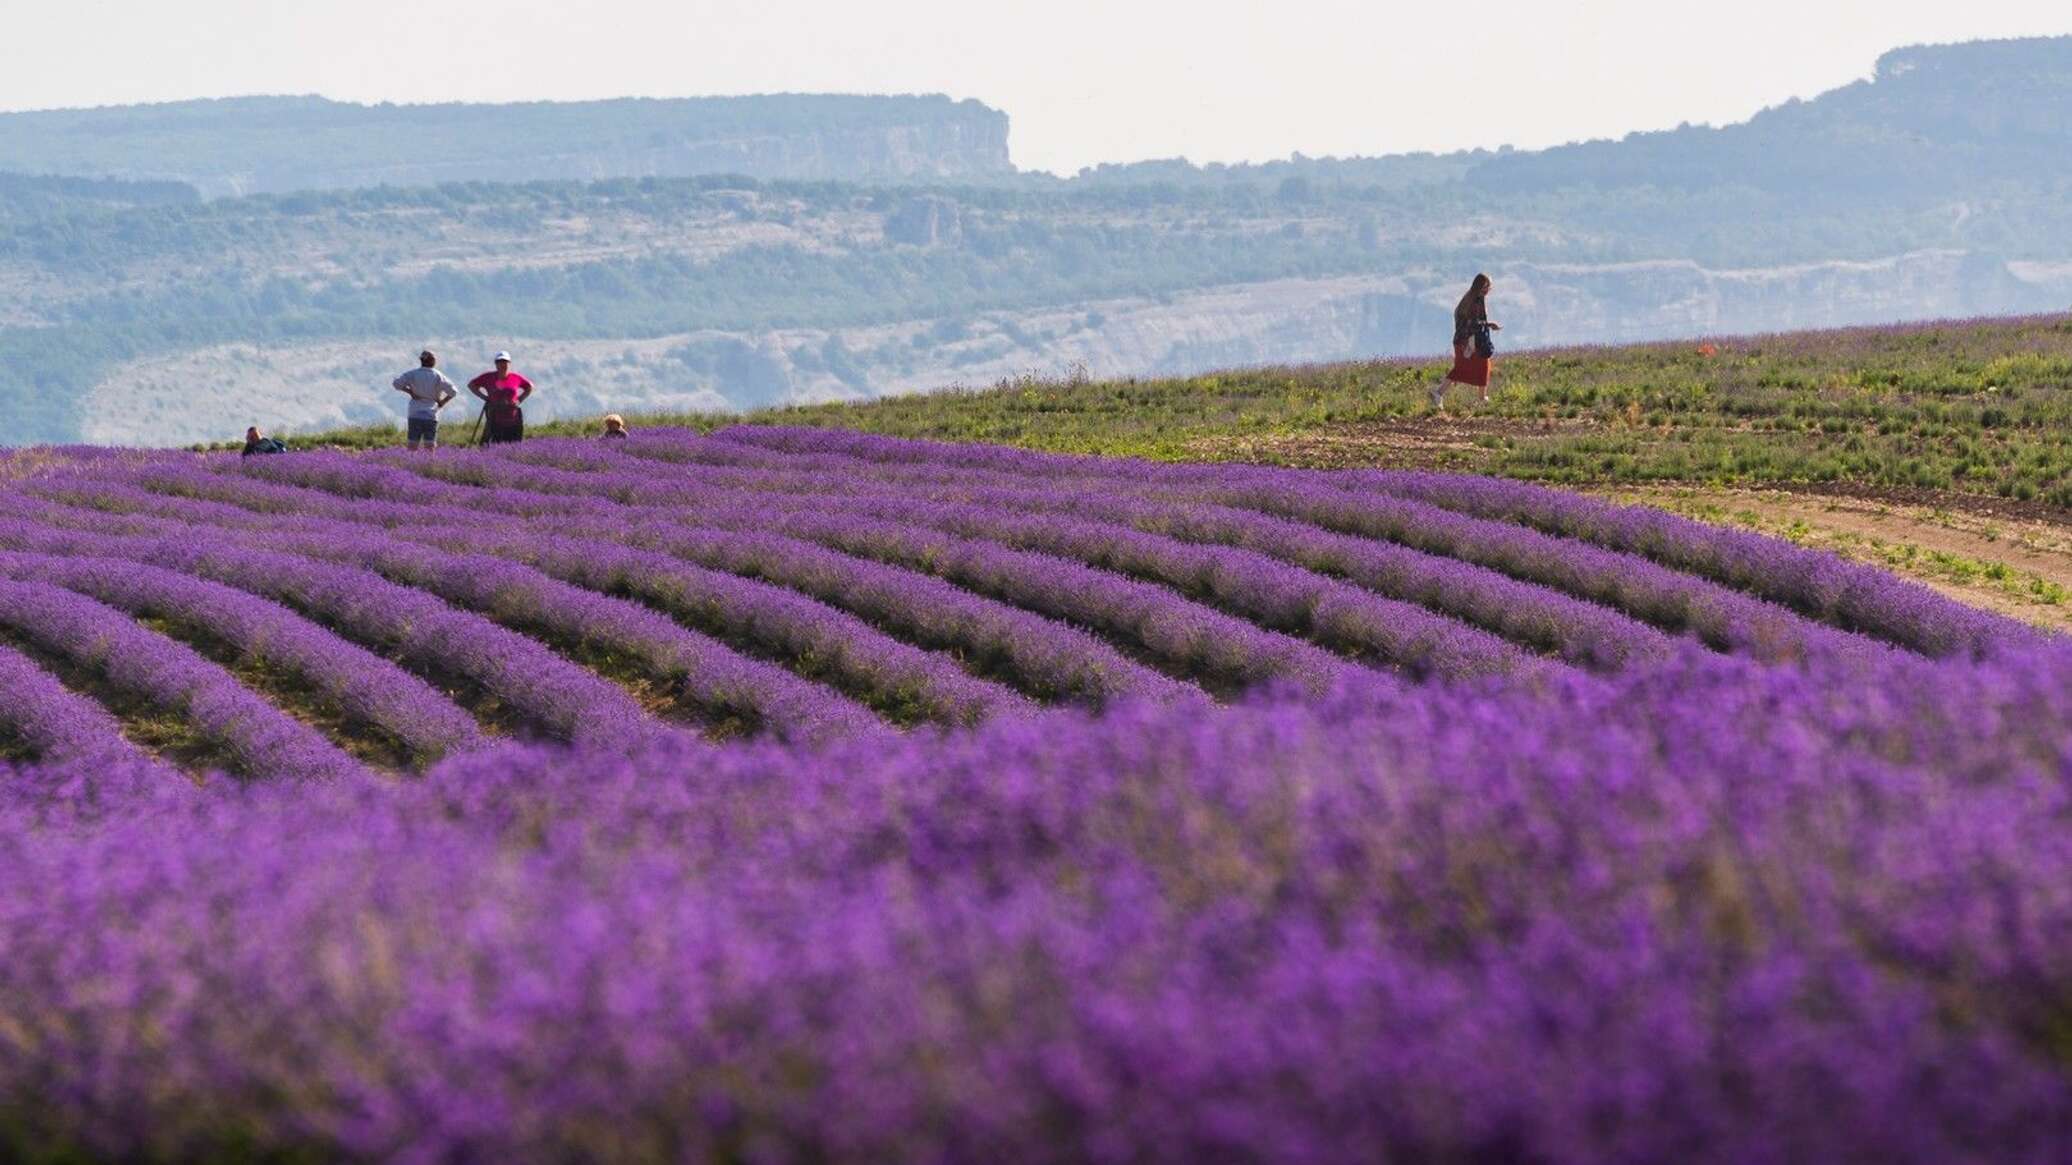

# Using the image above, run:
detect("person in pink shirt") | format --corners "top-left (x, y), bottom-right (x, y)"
top-left (467, 351), bottom-right (534, 444)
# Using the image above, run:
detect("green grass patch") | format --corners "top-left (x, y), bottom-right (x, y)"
top-left (130, 612), bottom-right (421, 773)
top-left (226, 315), bottom-right (2072, 511)
top-left (0, 625), bottom-right (231, 776)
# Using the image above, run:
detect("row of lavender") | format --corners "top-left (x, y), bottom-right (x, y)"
top-left (0, 576), bottom-right (362, 780)
top-left (2, 431), bottom-right (2067, 1158)
top-left (692, 425), bottom-right (2027, 660)
top-left (0, 641), bottom-right (151, 768)
top-left (5, 649), bottom-right (2069, 1160)
top-left (0, 427), bottom-right (2042, 777)
top-left (0, 436), bottom-right (1418, 775)
top-left (225, 426), bottom-right (2028, 675)
top-left (129, 431), bottom-right (1989, 675)
top-left (265, 426), bottom-right (2020, 667)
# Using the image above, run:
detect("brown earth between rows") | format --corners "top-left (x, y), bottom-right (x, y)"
top-left (1197, 418), bottom-right (2072, 631)
top-left (1600, 487), bottom-right (2072, 632)
top-left (1187, 416), bottom-right (1592, 476)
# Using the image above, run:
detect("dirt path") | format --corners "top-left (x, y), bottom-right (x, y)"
top-left (1596, 486), bottom-right (2072, 632)
top-left (1187, 416), bottom-right (1586, 475)
top-left (1195, 419), bottom-right (2072, 632)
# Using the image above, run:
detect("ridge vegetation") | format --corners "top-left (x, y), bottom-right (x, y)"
top-left (6, 36), bottom-right (2072, 446)
top-left (279, 314), bottom-right (2072, 510)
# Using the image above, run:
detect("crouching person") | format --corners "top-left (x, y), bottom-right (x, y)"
top-left (242, 427), bottom-right (287, 457)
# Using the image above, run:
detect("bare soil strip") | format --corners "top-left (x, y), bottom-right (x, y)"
top-left (1186, 416), bottom-right (1581, 474)
top-left (0, 626), bottom-right (226, 773)
top-left (1201, 418), bottom-right (2072, 631)
top-left (1597, 487), bottom-right (2072, 632)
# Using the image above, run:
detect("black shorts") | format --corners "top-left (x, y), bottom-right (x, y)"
top-left (485, 414), bottom-right (524, 444)
top-left (407, 417), bottom-right (440, 442)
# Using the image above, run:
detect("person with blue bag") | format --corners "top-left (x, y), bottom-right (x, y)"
top-left (1431, 273), bottom-right (1501, 411)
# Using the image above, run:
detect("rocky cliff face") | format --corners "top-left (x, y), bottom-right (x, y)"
top-left (79, 250), bottom-right (2067, 446)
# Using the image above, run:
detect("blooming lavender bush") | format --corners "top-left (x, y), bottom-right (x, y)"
top-left (7, 653), bottom-right (2072, 1161)
top-left (0, 576), bottom-right (360, 779)
top-left (0, 428), bottom-right (2064, 1161)
top-left (0, 549), bottom-right (485, 765)
top-left (0, 642), bottom-right (156, 768)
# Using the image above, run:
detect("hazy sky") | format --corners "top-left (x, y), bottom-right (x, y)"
top-left (2, 2), bottom-right (2066, 173)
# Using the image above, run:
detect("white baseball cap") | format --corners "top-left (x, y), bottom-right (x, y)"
top-left (493, 351), bottom-right (512, 362)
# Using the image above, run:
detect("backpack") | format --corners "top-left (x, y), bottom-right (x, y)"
top-left (1472, 323), bottom-right (1496, 360)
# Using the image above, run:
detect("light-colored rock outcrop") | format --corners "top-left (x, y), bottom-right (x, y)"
top-left (79, 250), bottom-right (2066, 447)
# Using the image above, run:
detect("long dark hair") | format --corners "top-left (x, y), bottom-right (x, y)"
top-left (1458, 273), bottom-right (1491, 327)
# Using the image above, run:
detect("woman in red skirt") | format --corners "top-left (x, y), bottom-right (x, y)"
top-left (1430, 273), bottom-right (1501, 411)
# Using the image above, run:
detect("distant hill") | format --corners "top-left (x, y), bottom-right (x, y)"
top-left (0, 171), bottom-right (198, 224)
top-left (3, 37), bottom-right (2072, 446)
top-left (0, 94), bottom-right (1012, 196)
top-left (1469, 37), bottom-right (2072, 195)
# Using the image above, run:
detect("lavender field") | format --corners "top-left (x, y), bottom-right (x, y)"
top-left (2, 426), bottom-right (2070, 1161)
